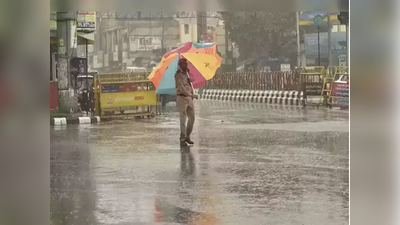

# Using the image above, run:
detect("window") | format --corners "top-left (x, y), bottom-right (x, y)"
top-left (331, 25), bottom-right (338, 32)
top-left (184, 24), bottom-right (189, 34)
top-left (331, 25), bottom-right (347, 33)
top-left (339, 25), bottom-right (347, 32)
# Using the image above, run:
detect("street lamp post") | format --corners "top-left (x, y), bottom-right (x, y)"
top-left (296, 11), bottom-right (301, 68)
top-left (313, 14), bottom-right (323, 66)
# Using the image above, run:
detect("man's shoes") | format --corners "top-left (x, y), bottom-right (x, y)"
top-left (180, 141), bottom-right (188, 147)
top-left (185, 138), bottom-right (194, 145)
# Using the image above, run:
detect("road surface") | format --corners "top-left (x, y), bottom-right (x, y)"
top-left (51, 102), bottom-right (349, 225)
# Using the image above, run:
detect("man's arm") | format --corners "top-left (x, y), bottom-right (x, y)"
top-left (175, 72), bottom-right (186, 96)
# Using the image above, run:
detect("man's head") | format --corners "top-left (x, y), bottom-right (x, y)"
top-left (178, 58), bottom-right (187, 71)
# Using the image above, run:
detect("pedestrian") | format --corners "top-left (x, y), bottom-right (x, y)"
top-left (175, 58), bottom-right (198, 147)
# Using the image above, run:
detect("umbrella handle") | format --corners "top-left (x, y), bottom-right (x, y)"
top-left (186, 71), bottom-right (195, 90)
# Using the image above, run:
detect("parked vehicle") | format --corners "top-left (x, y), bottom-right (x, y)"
top-left (335, 74), bottom-right (349, 83)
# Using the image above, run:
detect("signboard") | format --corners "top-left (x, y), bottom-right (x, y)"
top-left (137, 37), bottom-right (161, 51)
top-left (50, 20), bottom-right (57, 30)
top-left (332, 98), bottom-right (349, 105)
top-left (330, 82), bottom-right (349, 106)
top-left (71, 21), bottom-right (77, 49)
top-left (130, 36), bottom-right (161, 51)
top-left (331, 83), bottom-right (349, 97)
top-left (304, 82), bottom-right (323, 95)
top-left (102, 83), bottom-right (154, 93)
top-left (77, 11), bottom-right (96, 31)
top-left (299, 12), bottom-right (338, 26)
top-left (50, 12), bottom-right (57, 30)
top-left (280, 64), bottom-right (291, 71)
top-left (58, 39), bottom-right (66, 55)
top-left (102, 85), bottom-right (120, 93)
top-left (313, 14), bottom-right (324, 26)
top-left (99, 91), bottom-right (157, 108)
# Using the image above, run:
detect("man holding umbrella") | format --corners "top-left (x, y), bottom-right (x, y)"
top-left (175, 58), bottom-right (198, 147)
top-left (147, 43), bottom-right (222, 146)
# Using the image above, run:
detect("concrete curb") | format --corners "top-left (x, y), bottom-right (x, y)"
top-left (200, 89), bottom-right (305, 106)
top-left (50, 116), bottom-right (101, 126)
top-left (198, 100), bottom-right (305, 112)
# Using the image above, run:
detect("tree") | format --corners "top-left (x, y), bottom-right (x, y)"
top-left (221, 12), bottom-right (297, 62)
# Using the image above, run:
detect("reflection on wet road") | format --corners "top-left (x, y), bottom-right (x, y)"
top-left (51, 102), bottom-right (349, 225)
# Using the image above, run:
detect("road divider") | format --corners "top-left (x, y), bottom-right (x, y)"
top-left (200, 89), bottom-right (305, 106)
top-left (51, 116), bottom-right (100, 126)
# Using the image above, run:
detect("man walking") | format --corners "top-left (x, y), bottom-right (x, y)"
top-left (175, 58), bottom-right (197, 147)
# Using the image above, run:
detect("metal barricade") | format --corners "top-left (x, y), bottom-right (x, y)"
top-left (94, 72), bottom-right (158, 118)
top-left (207, 71), bottom-right (301, 91)
top-left (300, 66), bottom-right (327, 106)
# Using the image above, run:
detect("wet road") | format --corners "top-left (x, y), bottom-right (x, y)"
top-left (51, 102), bottom-right (349, 225)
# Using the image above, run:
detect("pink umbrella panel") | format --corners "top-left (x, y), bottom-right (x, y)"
top-left (187, 60), bottom-right (206, 89)
top-left (162, 42), bottom-right (193, 59)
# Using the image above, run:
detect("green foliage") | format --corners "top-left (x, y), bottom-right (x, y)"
top-left (221, 12), bottom-right (297, 60)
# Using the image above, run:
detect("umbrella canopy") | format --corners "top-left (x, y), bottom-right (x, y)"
top-left (148, 43), bottom-right (222, 95)
top-left (163, 42), bottom-right (221, 61)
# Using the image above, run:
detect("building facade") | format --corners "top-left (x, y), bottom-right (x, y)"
top-left (91, 14), bottom-right (180, 72)
top-left (90, 12), bottom-right (232, 73)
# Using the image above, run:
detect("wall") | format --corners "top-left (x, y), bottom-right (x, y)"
top-left (175, 17), bottom-right (198, 43)
top-left (180, 23), bottom-right (198, 43)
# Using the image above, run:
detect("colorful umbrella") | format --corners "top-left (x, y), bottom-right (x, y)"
top-left (162, 42), bottom-right (221, 60)
top-left (148, 42), bottom-right (222, 95)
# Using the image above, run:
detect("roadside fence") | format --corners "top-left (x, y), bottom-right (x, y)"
top-left (205, 71), bottom-right (301, 91)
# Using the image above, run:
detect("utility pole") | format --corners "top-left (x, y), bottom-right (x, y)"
top-left (57, 11), bottom-right (79, 113)
top-left (161, 12), bottom-right (165, 55)
top-left (327, 13), bottom-right (332, 66)
top-left (197, 11), bottom-right (207, 42)
top-left (346, 23), bottom-right (349, 66)
top-left (317, 25), bottom-right (320, 66)
top-left (225, 20), bottom-right (230, 70)
top-left (196, 11), bottom-right (207, 94)
top-left (127, 18), bottom-right (130, 67)
top-left (313, 14), bottom-right (323, 67)
top-left (296, 11), bottom-right (301, 68)
top-left (338, 0), bottom-right (349, 66)
top-left (222, 12), bottom-right (231, 71)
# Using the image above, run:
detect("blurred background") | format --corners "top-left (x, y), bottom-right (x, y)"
top-left (50, 10), bottom-right (349, 75)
